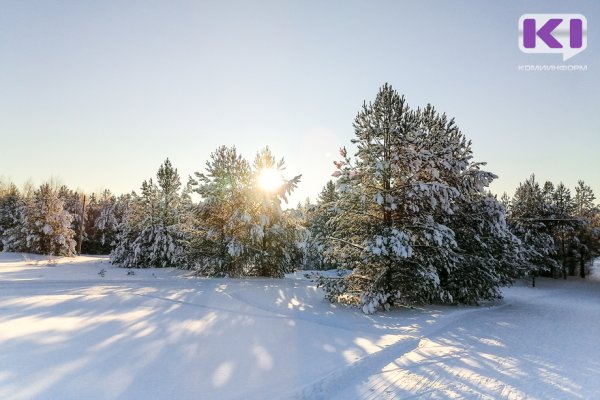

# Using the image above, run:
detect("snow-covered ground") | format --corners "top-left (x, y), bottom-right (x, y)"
top-left (1, 253), bottom-right (599, 399)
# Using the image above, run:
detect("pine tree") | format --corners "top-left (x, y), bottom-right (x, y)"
top-left (20, 183), bottom-right (77, 256)
top-left (551, 183), bottom-right (577, 278)
top-left (248, 147), bottom-right (302, 277)
top-left (542, 181), bottom-right (555, 205)
top-left (574, 180), bottom-right (596, 216)
top-left (111, 159), bottom-right (187, 268)
top-left (318, 84), bottom-right (521, 313)
top-left (187, 146), bottom-right (255, 276)
top-left (500, 192), bottom-right (511, 210)
top-left (188, 145), bottom-right (302, 277)
top-left (507, 175), bottom-right (558, 278)
top-left (303, 181), bottom-right (340, 270)
top-left (58, 186), bottom-right (85, 253)
top-left (0, 183), bottom-right (24, 252)
top-left (573, 181), bottom-right (600, 278)
top-left (82, 190), bottom-right (123, 254)
top-left (443, 192), bottom-right (523, 302)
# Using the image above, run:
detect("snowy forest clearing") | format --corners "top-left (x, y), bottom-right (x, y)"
top-left (1, 254), bottom-right (599, 399)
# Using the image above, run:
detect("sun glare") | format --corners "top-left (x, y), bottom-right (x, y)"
top-left (258, 168), bottom-right (283, 192)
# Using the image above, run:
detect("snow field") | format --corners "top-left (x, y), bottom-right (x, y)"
top-left (1, 253), bottom-right (599, 399)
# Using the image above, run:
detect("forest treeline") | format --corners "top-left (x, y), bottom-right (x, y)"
top-left (1, 84), bottom-right (598, 313)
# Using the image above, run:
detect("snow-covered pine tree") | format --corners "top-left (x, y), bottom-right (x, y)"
top-left (81, 193), bottom-right (101, 253)
top-left (292, 199), bottom-right (317, 270)
top-left (58, 186), bottom-right (85, 253)
top-left (109, 194), bottom-right (137, 266)
top-left (573, 181), bottom-right (600, 278)
top-left (0, 183), bottom-right (25, 252)
top-left (550, 183), bottom-right (577, 277)
top-left (442, 192), bottom-right (523, 303)
top-left (575, 181), bottom-right (596, 216)
top-left (188, 146), bottom-right (302, 278)
top-left (416, 104), bottom-right (524, 303)
top-left (303, 181), bottom-right (340, 270)
top-left (500, 193), bottom-right (511, 210)
top-left (321, 87), bottom-right (453, 312)
top-left (247, 147), bottom-right (302, 277)
top-left (506, 175), bottom-right (559, 278)
top-left (542, 181), bottom-right (555, 205)
top-left (81, 190), bottom-right (123, 254)
top-left (111, 159), bottom-right (187, 268)
top-left (187, 145), bottom-right (255, 277)
top-left (319, 84), bottom-right (520, 313)
top-left (20, 183), bottom-right (77, 256)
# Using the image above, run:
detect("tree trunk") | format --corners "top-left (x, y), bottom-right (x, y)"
top-left (77, 195), bottom-right (86, 255)
top-left (568, 259), bottom-right (576, 276)
top-left (579, 250), bottom-right (586, 278)
top-left (561, 238), bottom-right (567, 280)
top-left (261, 233), bottom-right (268, 277)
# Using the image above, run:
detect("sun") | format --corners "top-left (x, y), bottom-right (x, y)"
top-left (257, 168), bottom-right (283, 192)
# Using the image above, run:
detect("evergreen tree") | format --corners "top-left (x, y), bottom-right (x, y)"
top-left (318, 84), bottom-right (520, 313)
top-left (573, 181), bottom-right (600, 278)
top-left (58, 186), bottom-right (85, 253)
top-left (551, 183), bottom-right (577, 278)
top-left (507, 175), bottom-right (558, 278)
top-left (0, 183), bottom-right (24, 252)
top-left (443, 192), bottom-right (523, 302)
top-left (248, 147), bottom-right (302, 277)
top-left (574, 180), bottom-right (596, 216)
top-left (187, 146), bottom-right (255, 276)
top-left (20, 183), bottom-right (77, 256)
top-left (82, 190), bottom-right (123, 254)
top-left (188, 145), bottom-right (302, 278)
top-left (111, 159), bottom-right (187, 268)
top-left (303, 181), bottom-right (340, 270)
top-left (542, 181), bottom-right (555, 206)
top-left (81, 193), bottom-right (105, 254)
top-left (499, 192), bottom-right (511, 210)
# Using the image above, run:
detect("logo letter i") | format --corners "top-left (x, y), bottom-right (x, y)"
top-left (570, 19), bottom-right (583, 48)
top-left (523, 19), bottom-right (536, 48)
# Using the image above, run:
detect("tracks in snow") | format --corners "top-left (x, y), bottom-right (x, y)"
top-left (285, 304), bottom-right (509, 400)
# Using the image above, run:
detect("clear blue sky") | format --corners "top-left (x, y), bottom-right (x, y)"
top-left (1, 0), bottom-right (598, 205)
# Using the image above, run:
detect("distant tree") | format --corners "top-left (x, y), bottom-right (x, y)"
top-left (0, 183), bottom-right (24, 252)
top-left (499, 192), bottom-right (511, 210)
top-left (550, 183), bottom-right (577, 278)
top-left (574, 180), bottom-right (596, 216)
top-left (302, 180), bottom-right (340, 270)
top-left (18, 183), bottom-right (77, 256)
top-left (82, 190), bottom-right (124, 254)
top-left (573, 181), bottom-right (600, 278)
top-left (81, 193), bottom-right (103, 254)
top-left (506, 175), bottom-right (558, 278)
top-left (542, 181), bottom-right (555, 205)
top-left (111, 159), bottom-right (187, 268)
top-left (58, 186), bottom-right (85, 253)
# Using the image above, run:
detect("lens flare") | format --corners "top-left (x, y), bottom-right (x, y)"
top-left (258, 168), bottom-right (283, 192)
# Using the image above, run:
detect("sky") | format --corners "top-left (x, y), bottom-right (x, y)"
top-left (1, 0), bottom-right (598, 206)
